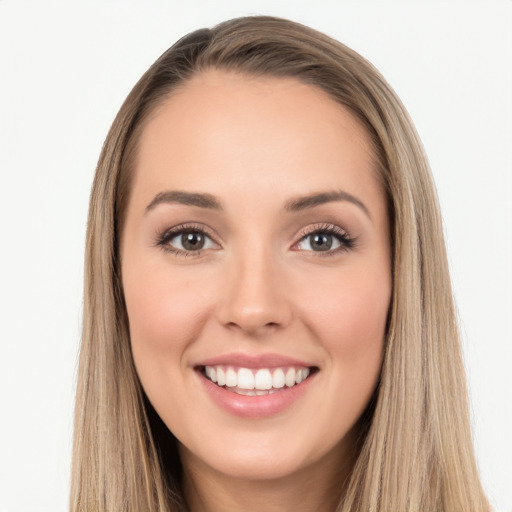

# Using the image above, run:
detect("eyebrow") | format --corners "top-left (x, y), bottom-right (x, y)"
top-left (145, 188), bottom-right (371, 219)
top-left (145, 190), bottom-right (223, 213)
top-left (284, 190), bottom-right (371, 219)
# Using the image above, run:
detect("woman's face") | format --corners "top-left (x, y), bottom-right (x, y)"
top-left (121, 71), bottom-right (391, 482)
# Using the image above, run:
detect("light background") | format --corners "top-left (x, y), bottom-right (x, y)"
top-left (0, 1), bottom-right (510, 511)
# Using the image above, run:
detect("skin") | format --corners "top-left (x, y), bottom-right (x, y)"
top-left (121, 70), bottom-right (392, 512)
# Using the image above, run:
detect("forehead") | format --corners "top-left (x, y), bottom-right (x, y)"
top-left (131, 70), bottom-right (380, 211)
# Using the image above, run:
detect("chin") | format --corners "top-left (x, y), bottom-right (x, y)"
top-left (178, 424), bottom-right (348, 484)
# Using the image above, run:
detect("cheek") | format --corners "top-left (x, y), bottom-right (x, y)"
top-left (122, 263), bottom-right (222, 436)
top-left (123, 263), bottom-right (215, 374)
top-left (302, 261), bottom-right (389, 331)
top-left (297, 263), bottom-right (390, 380)
top-left (281, 262), bottom-right (390, 458)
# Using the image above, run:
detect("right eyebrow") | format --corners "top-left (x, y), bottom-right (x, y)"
top-left (145, 190), bottom-right (223, 213)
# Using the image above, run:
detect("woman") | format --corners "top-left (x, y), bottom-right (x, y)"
top-left (71, 15), bottom-right (490, 511)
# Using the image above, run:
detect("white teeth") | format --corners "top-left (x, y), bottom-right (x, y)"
top-left (236, 388), bottom-right (255, 396)
top-left (204, 365), bottom-right (313, 392)
top-left (205, 366), bottom-right (217, 383)
top-left (254, 369), bottom-right (272, 390)
top-left (272, 368), bottom-right (285, 389)
top-left (295, 368), bottom-right (310, 384)
top-left (237, 368), bottom-right (255, 390)
top-left (225, 368), bottom-right (237, 387)
top-left (285, 367), bottom-right (296, 387)
top-left (217, 367), bottom-right (226, 386)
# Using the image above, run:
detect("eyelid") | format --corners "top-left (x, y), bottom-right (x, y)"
top-left (291, 222), bottom-right (356, 254)
top-left (154, 222), bottom-right (222, 255)
top-left (294, 222), bottom-right (350, 241)
top-left (154, 221), bottom-right (356, 257)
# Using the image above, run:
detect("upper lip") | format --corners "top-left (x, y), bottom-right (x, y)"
top-left (196, 352), bottom-right (317, 369)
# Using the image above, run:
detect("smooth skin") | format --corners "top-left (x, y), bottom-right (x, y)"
top-left (121, 70), bottom-right (392, 512)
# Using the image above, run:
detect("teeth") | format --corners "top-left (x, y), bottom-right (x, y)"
top-left (296, 369), bottom-right (304, 384)
top-left (204, 365), bottom-right (312, 392)
top-left (236, 388), bottom-right (256, 396)
top-left (272, 368), bottom-right (285, 389)
top-left (285, 368), bottom-right (296, 387)
top-left (205, 366), bottom-right (217, 383)
top-left (225, 368), bottom-right (237, 387)
top-left (217, 367), bottom-right (226, 386)
top-left (295, 368), bottom-right (311, 384)
top-left (254, 369), bottom-right (272, 390)
top-left (237, 368), bottom-right (255, 390)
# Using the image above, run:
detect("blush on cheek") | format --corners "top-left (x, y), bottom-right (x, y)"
top-left (309, 286), bottom-right (389, 344)
top-left (128, 288), bottom-right (204, 354)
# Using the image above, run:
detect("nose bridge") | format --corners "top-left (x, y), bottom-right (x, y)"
top-left (216, 239), bottom-right (292, 334)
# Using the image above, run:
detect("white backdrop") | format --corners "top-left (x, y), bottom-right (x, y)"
top-left (0, 1), bottom-right (510, 511)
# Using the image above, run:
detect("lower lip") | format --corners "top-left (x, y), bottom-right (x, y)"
top-left (197, 370), bottom-right (316, 418)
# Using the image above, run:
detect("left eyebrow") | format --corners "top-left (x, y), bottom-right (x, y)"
top-left (284, 190), bottom-right (372, 220)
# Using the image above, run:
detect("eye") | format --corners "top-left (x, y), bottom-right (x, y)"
top-left (156, 225), bottom-right (219, 255)
top-left (294, 224), bottom-right (355, 254)
top-left (170, 231), bottom-right (215, 251)
top-left (297, 232), bottom-right (341, 252)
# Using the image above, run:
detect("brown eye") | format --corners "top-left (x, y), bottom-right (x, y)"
top-left (297, 232), bottom-right (342, 252)
top-left (161, 228), bottom-right (218, 254)
top-left (180, 232), bottom-right (205, 251)
top-left (309, 234), bottom-right (333, 251)
top-left (294, 225), bottom-right (355, 255)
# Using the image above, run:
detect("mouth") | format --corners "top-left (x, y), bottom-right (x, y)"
top-left (198, 365), bottom-right (318, 396)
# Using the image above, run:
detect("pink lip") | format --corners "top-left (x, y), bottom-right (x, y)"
top-left (196, 367), bottom-right (317, 419)
top-left (196, 352), bottom-right (315, 369)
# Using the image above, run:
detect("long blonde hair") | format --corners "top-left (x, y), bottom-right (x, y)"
top-left (71, 16), bottom-right (489, 512)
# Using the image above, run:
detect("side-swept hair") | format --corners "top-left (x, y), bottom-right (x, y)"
top-left (71, 15), bottom-right (489, 512)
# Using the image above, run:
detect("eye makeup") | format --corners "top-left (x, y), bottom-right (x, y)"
top-left (293, 222), bottom-right (357, 257)
top-left (153, 220), bottom-right (357, 258)
top-left (154, 222), bottom-right (220, 257)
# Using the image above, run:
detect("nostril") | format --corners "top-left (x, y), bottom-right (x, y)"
top-left (224, 318), bottom-right (282, 335)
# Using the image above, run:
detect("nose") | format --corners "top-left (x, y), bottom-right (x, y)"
top-left (215, 246), bottom-right (293, 336)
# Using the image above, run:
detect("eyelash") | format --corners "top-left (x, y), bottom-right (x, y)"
top-left (154, 223), bottom-right (219, 257)
top-left (154, 222), bottom-right (357, 257)
top-left (294, 223), bottom-right (357, 257)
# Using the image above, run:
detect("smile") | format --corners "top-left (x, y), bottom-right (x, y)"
top-left (203, 365), bottom-right (313, 396)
